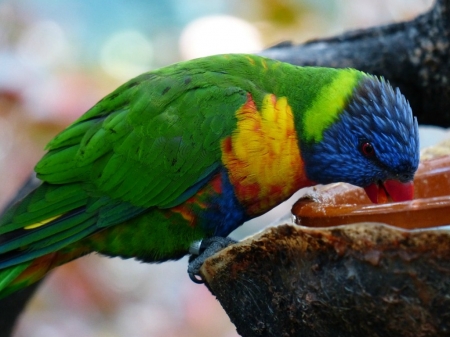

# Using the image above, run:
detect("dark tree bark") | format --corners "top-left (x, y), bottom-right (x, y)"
top-left (201, 224), bottom-right (450, 337)
top-left (260, 0), bottom-right (450, 126)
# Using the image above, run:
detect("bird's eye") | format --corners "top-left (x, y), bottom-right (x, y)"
top-left (361, 142), bottom-right (375, 157)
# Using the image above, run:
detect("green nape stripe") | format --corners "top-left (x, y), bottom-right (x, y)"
top-left (302, 69), bottom-right (364, 143)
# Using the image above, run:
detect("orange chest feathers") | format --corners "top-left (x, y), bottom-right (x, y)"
top-left (221, 93), bottom-right (313, 216)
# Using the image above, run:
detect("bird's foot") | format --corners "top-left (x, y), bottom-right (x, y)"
top-left (188, 237), bottom-right (237, 284)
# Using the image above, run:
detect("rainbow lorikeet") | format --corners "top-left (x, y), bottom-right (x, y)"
top-left (0, 54), bottom-right (419, 297)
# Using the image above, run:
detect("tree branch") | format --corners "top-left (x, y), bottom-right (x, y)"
top-left (260, 0), bottom-right (450, 126)
top-left (201, 224), bottom-right (450, 337)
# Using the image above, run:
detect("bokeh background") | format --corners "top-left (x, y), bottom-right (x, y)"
top-left (0, 0), bottom-right (436, 336)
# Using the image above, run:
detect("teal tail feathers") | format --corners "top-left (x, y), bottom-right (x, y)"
top-left (0, 207), bottom-right (97, 268)
top-left (0, 252), bottom-right (80, 299)
top-left (0, 262), bottom-right (30, 299)
top-left (0, 182), bottom-right (99, 297)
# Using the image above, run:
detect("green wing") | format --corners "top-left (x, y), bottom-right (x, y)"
top-left (36, 69), bottom-right (248, 209)
top-left (0, 62), bottom-right (247, 233)
top-left (0, 62), bottom-right (251, 267)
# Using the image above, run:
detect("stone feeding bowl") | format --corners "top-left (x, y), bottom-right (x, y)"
top-left (292, 155), bottom-right (450, 229)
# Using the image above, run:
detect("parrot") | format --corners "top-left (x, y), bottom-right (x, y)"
top-left (0, 53), bottom-right (419, 298)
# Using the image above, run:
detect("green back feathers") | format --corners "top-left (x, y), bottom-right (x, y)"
top-left (163, 54), bottom-right (367, 144)
top-left (35, 56), bottom-right (248, 209)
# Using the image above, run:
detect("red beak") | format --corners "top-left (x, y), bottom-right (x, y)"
top-left (363, 179), bottom-right (414, 204)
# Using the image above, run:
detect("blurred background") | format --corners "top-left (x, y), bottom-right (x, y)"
top-left (0, 0), bottom-right (435, 336)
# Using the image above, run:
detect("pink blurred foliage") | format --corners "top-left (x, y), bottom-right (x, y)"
top-left (23, 71), bottom-right (114, 126)
top-left (13, 255), bottom-right (238, 337)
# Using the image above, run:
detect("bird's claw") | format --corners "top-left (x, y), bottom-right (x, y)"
top-left (188, 258), bottom-right (206, 284)
top-left (188, 236), bottom-right (237, 284)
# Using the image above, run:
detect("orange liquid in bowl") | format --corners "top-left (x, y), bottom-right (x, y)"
top-left (292, 156), bottom-right (450, 229)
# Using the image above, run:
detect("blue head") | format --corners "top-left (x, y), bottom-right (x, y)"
top-left (301, 76), bottom-right (419, 203)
